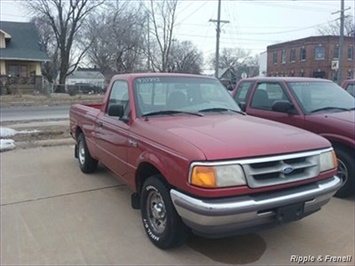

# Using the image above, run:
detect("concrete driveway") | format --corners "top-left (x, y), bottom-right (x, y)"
top-left (1, 146), bottom-right (354, 265)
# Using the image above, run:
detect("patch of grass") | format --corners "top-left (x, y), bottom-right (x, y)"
top-left (0, 93), bottom-right (104, 107)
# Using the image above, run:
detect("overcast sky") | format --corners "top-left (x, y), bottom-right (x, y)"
top-left (1, 0), bottom-right (354, 60)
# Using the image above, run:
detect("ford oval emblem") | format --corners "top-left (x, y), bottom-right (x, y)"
top-left (282, 166), bottom-right (294, 175)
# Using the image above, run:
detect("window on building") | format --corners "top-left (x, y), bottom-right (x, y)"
top-left (281, 50), bottom-right (286, 63)
top-left (272, 52), bottom-right (278, 64)
top-left (315, 46), bottom-right (325, 60)
top-left (300, 47), bottom-right (306, 61)
top-left (348, 46), bottom-right (354, 60)
top-left (8, 64), bottom-right (28, 78)
top-left (333, 45), bottom-right (339, 59)
top-left (290, 49), bottom-right (296, 62)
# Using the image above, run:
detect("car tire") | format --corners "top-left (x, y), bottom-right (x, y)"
top-left (77, 133), bottom-right (98, 173)
top-left (334, 146), bottom-right (354, 198)
top-left (140, 175), bottom-right (190, 249)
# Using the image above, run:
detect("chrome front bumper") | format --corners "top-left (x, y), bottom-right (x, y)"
top-left (170, 176), bottom-right (341, 238)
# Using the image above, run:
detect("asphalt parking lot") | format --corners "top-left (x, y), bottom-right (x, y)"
top-left (1, 145), bottom-right (354, 265)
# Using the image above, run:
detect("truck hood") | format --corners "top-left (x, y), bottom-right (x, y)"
top-left (306, 110), bottom-right (355, 141)
top-left (138, 114), bottom-right (330, 161)
top-left (319, 110), bottom-right (355, 124)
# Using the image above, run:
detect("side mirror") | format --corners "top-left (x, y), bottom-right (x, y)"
top-left (238, 102), bottom-right (246, 112)
top-left (272, 100), bottom-right (295, 114)
top-left (108, 104), bottom-right (124, 117)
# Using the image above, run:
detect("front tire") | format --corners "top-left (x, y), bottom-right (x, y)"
top-left (77, 133), bottom-right (98, 173)
top-left (334, 146), bottom-right (354, 198)
top-left (140, 175), bottom-right (189, 249)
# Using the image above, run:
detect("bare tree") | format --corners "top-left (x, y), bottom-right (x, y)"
top-left (208, 48), bottom-right (251, 70)
top-left (208, 48), bottom-right (259, 79)
top-left (147, 0), bottom-right (178, 72)
top-left (84, 1), bottom-right (147, 78)
top-left (168, 40), bottom-right (203, 74)
top-left (318, 14), bottom-right (354, 36)
top-left (23, 0), bottom-right (104, 91)
top-left (32, 17), bottom-right (59, 83)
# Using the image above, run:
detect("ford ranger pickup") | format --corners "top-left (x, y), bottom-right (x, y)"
top-left (232, 77), bottom-right (354, 198)
top-left (70, 73), bottom-right (341, 249)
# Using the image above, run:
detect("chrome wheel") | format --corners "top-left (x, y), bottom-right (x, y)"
top-left (78, 140), bottom-right (85, 165)
top-left (146, 190), bottom-right (167, 235)
top-left (337, 158), bottom-right (348, 186)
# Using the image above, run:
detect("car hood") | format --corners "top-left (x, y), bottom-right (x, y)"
top-left (135, 114), bottom-right (330, 161)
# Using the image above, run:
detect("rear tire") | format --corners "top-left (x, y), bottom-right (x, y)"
top-left (77, 133), bottom-right (98, 173)
top-left (140, 175), bottom-right (190, 249)
top-left (334, 146), bottom-right (354, 198)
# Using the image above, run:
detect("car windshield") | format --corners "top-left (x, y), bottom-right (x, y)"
top-left (134, 76), bottom-right (241, 117)
top-left (287, 81), bottom-right (355, 114)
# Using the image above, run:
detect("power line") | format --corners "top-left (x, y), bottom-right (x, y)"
top-left (175, 2), bottom-right (209, 26)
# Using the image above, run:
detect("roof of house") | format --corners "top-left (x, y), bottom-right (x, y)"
top-left (0, 21), bottom-right (49, 62)
top-left (67, 70), bottom-right (105, 80)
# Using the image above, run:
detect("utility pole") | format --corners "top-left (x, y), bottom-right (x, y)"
top-left (209, 0), bottom-right (229, 78)
top-left (332, 0), bottom-right (349, 84)
top-left (338, 0), bottom-right (345, 85)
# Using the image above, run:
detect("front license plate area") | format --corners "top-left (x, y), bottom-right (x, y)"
top-left (276, 202), bottom-right (304, 224)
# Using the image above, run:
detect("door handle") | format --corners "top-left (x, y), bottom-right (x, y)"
top-left (128, 139), bottom-right (138, 148)
top-left (98, 122), bottom-right (103, 128)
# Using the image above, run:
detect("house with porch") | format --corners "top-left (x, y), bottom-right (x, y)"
top-left (0, 21), bottom-right (49, 94)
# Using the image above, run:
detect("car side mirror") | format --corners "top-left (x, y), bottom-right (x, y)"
top-left (272, 100), bottom-right (295, 114)
top-left (239, 102), bottom-right (247, 112)
top-left (108, 104), bottom-right (124, 117)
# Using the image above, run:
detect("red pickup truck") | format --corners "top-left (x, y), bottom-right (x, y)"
top-left (232, 77), bottom-right (354, 198)
top-left (70, 73), bottom-right (341, 249)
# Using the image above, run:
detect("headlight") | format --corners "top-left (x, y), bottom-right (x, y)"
top-left (319, 150), bottom-right (338, 172)
top-left (190, 164), bottom-right (246, 188)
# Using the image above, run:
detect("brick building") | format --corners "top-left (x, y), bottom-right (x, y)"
top-left (267, 36), bottom-right (354, 83)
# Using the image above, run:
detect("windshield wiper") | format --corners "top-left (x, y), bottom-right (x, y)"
top-left (310, 107), bottom-right (354, 113)
top-left (198, 107), bottom-right (246, 115)
top-left (142, 110), bottom-right (204, 118)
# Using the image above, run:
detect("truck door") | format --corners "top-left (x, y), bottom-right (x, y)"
top-left (247, 81), bottom-right (304, 128)
top-left (95, 80), bottom-right (130, 179)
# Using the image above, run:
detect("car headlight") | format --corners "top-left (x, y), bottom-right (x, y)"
top-left (319, 149), bottom-right (338, 172)
top-left (190, 164), bottom-right (246, 188)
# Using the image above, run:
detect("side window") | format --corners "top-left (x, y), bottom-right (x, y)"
top-left (346, 84), bottom-right (355, 96)
top-left (251, 82), bottom-right (289, 110)
top-left (233, 81), bottom-right (253, 105)
top-left (108, 80), bottom-right (129, 117)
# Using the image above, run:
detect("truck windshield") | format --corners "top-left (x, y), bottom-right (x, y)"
top-left (134, 76), bottom-right (240, 117)
top-left (287, 81), bottom-right (355, 114)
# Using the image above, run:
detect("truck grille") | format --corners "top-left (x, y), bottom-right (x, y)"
top-left (242, 152), bottom-right (320, 188)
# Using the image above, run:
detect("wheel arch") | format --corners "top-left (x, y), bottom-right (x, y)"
top-left (135, 162), bottom-right (169, 195)
top-left (75, 126), bottom-right (84, 140)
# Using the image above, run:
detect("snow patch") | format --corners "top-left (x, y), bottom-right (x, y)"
top-left (0, 127), bottom-right (17, 137)
top-left (0, 127), bottom-right (40, 152)
top-left (0, 139), bottom-right (16, 152)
